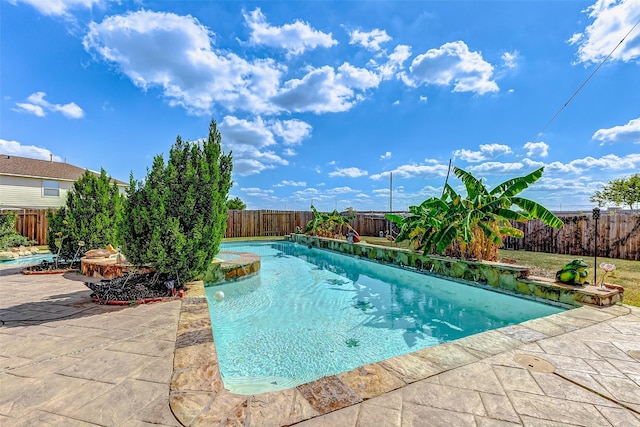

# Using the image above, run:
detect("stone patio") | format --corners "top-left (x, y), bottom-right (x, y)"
top-left (1, 266), bottom-right (639, 426)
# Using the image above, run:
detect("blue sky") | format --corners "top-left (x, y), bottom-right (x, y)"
top-left (1, 0), bottom-right (639, 212)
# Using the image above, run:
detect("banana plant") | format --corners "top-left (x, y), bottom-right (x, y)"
top-left (305, 205), bottom-right (355, 238)
top-left (387, 167), bottom-right (563, 261)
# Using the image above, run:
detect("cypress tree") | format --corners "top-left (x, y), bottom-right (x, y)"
top-left (47, 169), bottom-right (123, 259)
top-left (122, 118), bottom-right (232, 283)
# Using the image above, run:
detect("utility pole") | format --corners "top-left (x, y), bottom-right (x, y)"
top-left (389, 172), bottom-right (393, 213)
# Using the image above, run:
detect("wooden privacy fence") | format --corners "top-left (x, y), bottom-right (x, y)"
top-left (6, 209), bottom-right (640, 260)
top-left (502, 212), bottom-right (640, 261)
top-left (1, 209), bottom-right (50, 246)
top-left (225, 210), bottom-right (397, 238)
top-left (225, 210), bottom-right (315, 238)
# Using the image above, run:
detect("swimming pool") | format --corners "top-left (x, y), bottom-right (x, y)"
top-left (0, 253), bottom-right (54, 266)
top-left (206, 241), bottom-right (564, 395)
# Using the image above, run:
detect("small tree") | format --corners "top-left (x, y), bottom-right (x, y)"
top-left (47, 169), bottom-right (123, 259)
top-left (590, 174), bottom-right (640, 210)
top-left (0, 211), bottom-right (31, 250)
top-left (122, 118), bottom-right (232, 282)
top-left (227, 196), bottom-right (246, 210)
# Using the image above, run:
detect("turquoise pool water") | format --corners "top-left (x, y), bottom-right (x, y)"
top-left (206, 241), bottom-right (564, 394)
top-left (0, 253), bottom-right (54, 266)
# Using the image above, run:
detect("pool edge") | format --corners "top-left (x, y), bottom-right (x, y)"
top-left (168, 280), bottom-right (630, 426)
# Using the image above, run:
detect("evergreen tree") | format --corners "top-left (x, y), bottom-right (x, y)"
top-left (47, 169), bottom-right (123, 259)
top-left (226, 196), bottom-right (246, 210)
top-left (122, 118), bottom-right (232, 282)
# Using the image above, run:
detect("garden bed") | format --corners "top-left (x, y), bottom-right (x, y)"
top-left (84, 271), bottom-right (184, 304)
top-left (21, 261), bottom-right (79, 275)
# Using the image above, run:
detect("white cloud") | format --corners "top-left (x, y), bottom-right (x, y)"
top-left (533, 176), bottom-right (603, 195)
top-left (84, 10), bottom-right (284, 115)
top-left (501, 50), bottom-right (519, 69)
top-left (454, 143), bottom-right (512, 162)
top-left (270, 119), bottom-right (312, 145)
top-left (13, 92), bottom-right (84, 118)
top-left (370, 159), bottom-right (449, 180)
top-left (0, 139), bottom-right (62, 161)
top-left (349, 28), bottom-right (392, 51)
top-left (571, 0), bottom-right (640, 64)
top-left (337, 63), bottom-right (382, 91)
top-left (271, 66), bottom-right (356, 113)
top-left (84, 11), bottom-right (383, 116)
top-left (14, 102), bottom-right (45, 117)
top-left (7, 0), bottom-right (103, 17)
top-left (328, 167), bottom-right (368, 178)
top-left (401, 41), bottom-right (499, 95)
top-left (243, 8), bottom-right (337, 56)
top-left (393, 100), bottom-right (400, 105)
top-left (218, 115), bottom-right (288, 176)
top-left (419, 95), bottom-right (428, 103)
top-left (241, 187), bottom-right (275, 198)
top-left (274, 180), bottom-right (306, 187)
top-left (467, 162), bottom-right (524, 174)
top-left (380, 151), bottom-right (392, 160)
top-left (373, 44), bottom-right (412, 79)
top-left (523, 141), bottom-right (549, 157)
top-left (546, 153), bottom-right (640, 174)
top-left (282, 148), bottom-right (297, 156)
top-left (592, 117), bottom-right (640, 144)
top-left (329, 186), bottom-right (358, 194)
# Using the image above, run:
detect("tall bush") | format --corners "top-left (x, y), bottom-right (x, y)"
top-left (122, 118), bottom-right (232, 282)
top-left (47, 169), bottom-right (123, 259)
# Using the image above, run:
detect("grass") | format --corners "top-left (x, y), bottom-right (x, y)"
top-left (497, 249), bottom-right (639, 307)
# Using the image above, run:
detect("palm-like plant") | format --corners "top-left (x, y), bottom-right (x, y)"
top-left (305, 205), bottom-right (354, 238)
top-left (387, 167), bottom-right (563, 261)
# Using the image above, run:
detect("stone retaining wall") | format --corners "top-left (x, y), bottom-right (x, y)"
top-left (288, 234), bottom-right (623, 307)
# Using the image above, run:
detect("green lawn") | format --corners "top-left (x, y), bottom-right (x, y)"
top-left (497, 249), bottom-right (639, 307)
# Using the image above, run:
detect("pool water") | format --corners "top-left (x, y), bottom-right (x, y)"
top-left (0, 253), bottom-right (55, 266)
top-left (206, 241), bottom-right (564, 394)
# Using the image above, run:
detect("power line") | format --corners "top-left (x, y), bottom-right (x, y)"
top-left (529, 17), bottom-right (640, 144)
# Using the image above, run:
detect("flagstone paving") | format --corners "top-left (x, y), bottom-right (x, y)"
top-left (1, 266), bottom-right (639, 426)
top-left (0, 269), bottom-right (182, 426)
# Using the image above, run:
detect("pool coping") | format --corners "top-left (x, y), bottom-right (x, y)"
top-left (168, 280), bottom-right (632, 426)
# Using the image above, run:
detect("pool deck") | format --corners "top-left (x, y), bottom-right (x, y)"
top-left (1, 268), bottom-right (639, 426)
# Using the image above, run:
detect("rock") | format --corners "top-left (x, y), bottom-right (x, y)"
top-left (0, 251), bottom-right (19, 261)
top-left (84, 248), bottom-right (111, 259)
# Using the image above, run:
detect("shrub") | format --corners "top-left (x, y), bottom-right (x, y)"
top-left (0, 211), bottom-right (31, 250)
top-left (47, 169), bottom-right (124, 259)
top-left (121, 118), bottom-right (232, 283)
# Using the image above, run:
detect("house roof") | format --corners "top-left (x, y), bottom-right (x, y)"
top-left (0, 154), bottom-right (127, 185)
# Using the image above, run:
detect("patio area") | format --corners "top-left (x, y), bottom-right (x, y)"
top-left (1, 268), bottom-right (639, 426)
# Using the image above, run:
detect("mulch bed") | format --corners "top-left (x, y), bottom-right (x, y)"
top-left (22, 261), bottom-right (79, 275)
top-left (84, 272), bottom-right (184, 304)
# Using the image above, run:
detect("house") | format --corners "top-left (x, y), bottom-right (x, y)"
top-left (0, 153), bottom-right (127, 210)
top-left (0, 154), bottom-right (127, 244)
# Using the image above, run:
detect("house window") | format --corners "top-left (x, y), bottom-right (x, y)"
top-left (43, 180), bottom-right (59, 197)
